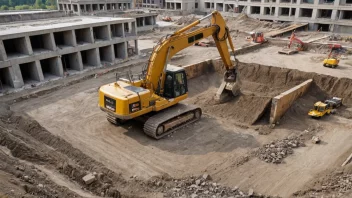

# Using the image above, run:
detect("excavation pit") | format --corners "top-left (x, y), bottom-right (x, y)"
top-left (4, 52), bottom-right (352, 198)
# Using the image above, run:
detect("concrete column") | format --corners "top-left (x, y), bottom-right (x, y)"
top-left (289, 8), bottom-right (292, 16)
top-left (313, 0), bottom-right (319, 5)
top-left (275, 6), bottom-right (279, 17)
top-left (9, 65), bottom-right (24, 88)
top-left (123, 42), bottom-right (128, 59)
top-left (334, 0), bottom-right (340, 6)
top-left (45, 33), bottom-right (56, 51)
top-left (51, 57), bottom-right (64, 77)
top-left (247, 6), bottom-right (251, 15)
top-left (311, 9), bottom-right (318, 20)
top-left (296, 0), bottom-right (301, 4)
top-left (89, 27), bottom-right (95, 42)
top-left (65, 30), bottom-right (77, 46)
top-left (107, 25), bottom-right (112, 40)
top-left (24, 36), bottom-right (33, 55)
top-left (260, 6), bottom-right (265, 15)
top-left (0, 40), bottom-right (7, 61)
top-left (295, 8), bottom-right (300, 18)
top-left (87, 48), bottom-right (100, 66)
top-left (77, 4), bottom-right (81, 14)
top-left (142, 17), bottom-right (145, 26)
top-left (33, 60), bottom-right (44, 81)
top-left (331, 9), bottom-right (338, 20)
top-left (71, 52), bottom-right (83, 71)
top-left (134, 40), bottom-right (139, 55)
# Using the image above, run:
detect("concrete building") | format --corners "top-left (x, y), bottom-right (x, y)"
top-left (165, 0), bottom-right (198, 10)
top-left (58, 0), bottom-right (133, 14)
top-left (94, 12), bottom-right (158, 32)
top-left (0, 17), bottom-right (138, 89)
top-left (163, 0), bottom-right (352, 32)
top-left (142, 0), bottom-right (164, 8)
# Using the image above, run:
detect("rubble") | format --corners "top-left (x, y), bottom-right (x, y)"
top-left (175, 15), bottom-right (196, 25)
top-left (294, 172), bottom-right (352, 197)
top-left (311, 136), bottom-right (321, 144)
top-left (256, 136), bottom-right (305, 164)
top-left (82, 173), bottom-right (96, 185)
top-left (149, 174), bottom-right (277, 198)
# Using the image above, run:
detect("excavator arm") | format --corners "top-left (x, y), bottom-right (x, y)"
top-left (143, 11), bottom-right (239, 100)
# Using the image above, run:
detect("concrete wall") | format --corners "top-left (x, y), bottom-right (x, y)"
top-left (270, 79), bottom-right (313, 124)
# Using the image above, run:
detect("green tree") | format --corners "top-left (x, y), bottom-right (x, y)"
top-left (34, 0), bottom-right (42, 8)
top-left (0, 5), bottom-right (9, 10)
top-left (45, 0), bottom-right (56, 6)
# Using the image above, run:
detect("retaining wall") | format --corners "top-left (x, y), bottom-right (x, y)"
top-left (270, 79), bottom-right (313, 124)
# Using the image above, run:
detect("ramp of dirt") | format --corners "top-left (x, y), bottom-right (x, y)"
top-left (188, 88), bottom-right (271, 125)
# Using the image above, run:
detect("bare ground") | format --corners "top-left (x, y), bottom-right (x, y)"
top-left (0, 61), bottom-right (350, 197)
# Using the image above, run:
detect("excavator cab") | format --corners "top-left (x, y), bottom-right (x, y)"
top-left (163, 66), bottom-right (188, 99)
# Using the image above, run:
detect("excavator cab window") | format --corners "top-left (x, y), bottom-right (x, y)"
top-left (163, 71), bottom-right (188, 99)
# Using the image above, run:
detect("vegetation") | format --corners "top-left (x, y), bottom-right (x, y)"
top-left (0, 0), bottom-right (57, 10)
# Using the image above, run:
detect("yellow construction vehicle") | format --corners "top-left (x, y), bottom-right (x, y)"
top-left (98, 11), bottom-right (239, 139)
top-left (323, 44), bottom-right (342, 68)
top-left (308, 101), bottom-right (332, 118)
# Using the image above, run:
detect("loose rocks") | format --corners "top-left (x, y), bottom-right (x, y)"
top-left (256, 136), bottom-right (305, 164)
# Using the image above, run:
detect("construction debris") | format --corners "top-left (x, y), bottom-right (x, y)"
top-left (175, 14), bottom-right (196, 25)
top-left (256, 136), bottom-right (305, 164)
top-left (82, 173), bottom-right (96, 185)
top-left (149, 174), bottom-right (276, 198)
top-left (311, 136), bottom-right (321, 144)
top-left (342, 153), bottom-right (352, 167)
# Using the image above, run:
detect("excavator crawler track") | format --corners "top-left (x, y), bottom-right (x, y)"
top-left (107, 113), bottom-right (125, 125)
top-left (143, 103), bottom-right (202, 139)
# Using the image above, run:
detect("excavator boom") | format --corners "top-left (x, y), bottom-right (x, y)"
top-left (143, 11), bottom-right (239, 100)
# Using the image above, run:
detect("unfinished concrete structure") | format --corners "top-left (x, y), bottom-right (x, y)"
top-left (165, 0), bottom-right (198, 10)
top-left (94, 12), bottom-right (158, 31)
top-left (0, 17), bottom-right (138, 89)
top-left (162, 0), bottom-right (352, 32)
top-left (142, 0), bottom-right (164, 8)
top-left (58, 0), bottom-right (133, 14)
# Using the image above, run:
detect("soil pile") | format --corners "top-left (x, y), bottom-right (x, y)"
top-left (175, 14), bottom-right (196, 25)
top-left (226, 14), bottom-right (291, 33)
top-left (0, 109), bottom-right (148, 197)
top-left (188, 90), bottom-right (271, 125)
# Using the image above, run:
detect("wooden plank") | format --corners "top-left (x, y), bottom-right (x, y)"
top-left (266, 23), bottom-right (308, 38)
top-left (342, 153), bottom-right (352, 167)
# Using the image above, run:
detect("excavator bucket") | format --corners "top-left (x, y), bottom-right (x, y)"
top-left (214, 60), bottom-right (241, 103)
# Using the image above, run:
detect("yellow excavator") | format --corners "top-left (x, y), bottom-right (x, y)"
top-left (98, 11), bottom-right (239, 139)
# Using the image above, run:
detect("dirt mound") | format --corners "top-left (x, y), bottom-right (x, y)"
top-left (175, 14), bottom-right (196, 25)
top-left (0, 111), bottom-right (149, 197)
top-left (225, 14), bottom-right (290, 33)
top-left (188, 88), bottom-right (271, 125)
